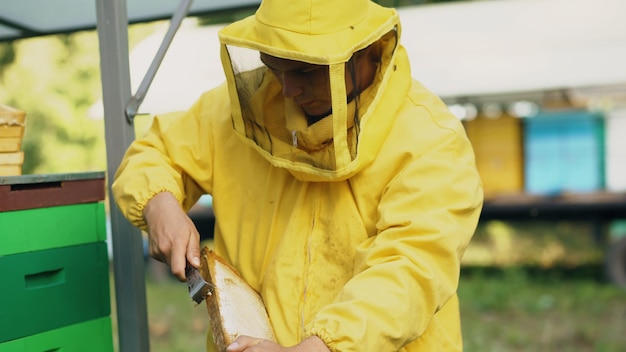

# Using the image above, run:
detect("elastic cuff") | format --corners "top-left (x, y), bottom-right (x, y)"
top-left (304, 330), bottom-right (337, 352)
top-left (134, 189), bottom-right (183, 230)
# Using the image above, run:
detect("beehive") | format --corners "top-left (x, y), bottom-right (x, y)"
top-left (0, 172), bottom-right (113, 350)
top-left (524, 109), bottom-right (605, 194)
top-left (463, 113), bottom-right (524, 198)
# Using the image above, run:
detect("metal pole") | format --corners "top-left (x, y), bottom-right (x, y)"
top-left (125, 0), bottom-right (194, 122)
top-left (95, 0), bottom-right (150, 351)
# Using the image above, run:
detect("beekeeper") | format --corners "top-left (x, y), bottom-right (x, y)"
top-left (112, 0), bottom-right (483, 350)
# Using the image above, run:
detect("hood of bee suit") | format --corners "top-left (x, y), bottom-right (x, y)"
top-left (218, 0), bottom-right (402, 182)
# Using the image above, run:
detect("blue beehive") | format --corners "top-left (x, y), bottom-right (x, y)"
top-left (524, 109), bottom-right (605, 195)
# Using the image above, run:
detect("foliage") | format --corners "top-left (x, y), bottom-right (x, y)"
top-left (0, 31), bottom-right (104, 174)
top-left (463, 220), bottom-right (606, 268)
top-left (0, 43), bottom-right (16, 77)
top-left (0, 23), bottom-right (159, 174)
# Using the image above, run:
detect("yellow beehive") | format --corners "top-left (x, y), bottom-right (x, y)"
top-left (463, 113), bottom-right (524, 198)
top-left (0, 104), bottom-right (26, 176)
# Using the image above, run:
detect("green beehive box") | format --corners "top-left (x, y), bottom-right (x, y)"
top-left (0, 317), bottom-right (114, 352)
top-left (0, 242), bottom-right (111, 343)
top-left (0, 202), bottom-right (106, 256)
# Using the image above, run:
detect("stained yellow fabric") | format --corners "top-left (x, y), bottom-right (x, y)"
top-left (113, 0), bottom-right (483, 351)
top-left (113, 56), bottom-right (482, 351)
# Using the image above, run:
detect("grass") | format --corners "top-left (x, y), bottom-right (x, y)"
top-left (459, 266), bottom-right (626, 352)
top-left (108, 263), bottom-right (626, 352)
top-left (107, 221), bottom-right (626, 351)
top-left (109, 260), bottom-right (210, 352)
top-left (109, 264), bottom-right (626, 352)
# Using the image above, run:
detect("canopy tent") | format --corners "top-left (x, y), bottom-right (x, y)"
top-left (0, 0), bottom-right (257, 41)
top-left (2, 0), bottom-right (626, 351)
top-left (84, 0), bottom-right (626, 118)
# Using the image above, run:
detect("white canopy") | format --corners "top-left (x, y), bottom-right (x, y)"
top-left (0, 0), bottom-right (257, 41)
top-left (400, 0), bottom-right (626, 100)
top-left (101, 0), bottom-right (626, 116)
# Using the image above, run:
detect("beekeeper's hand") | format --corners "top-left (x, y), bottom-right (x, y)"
top-left (143, 191), bottom-right (201, 281)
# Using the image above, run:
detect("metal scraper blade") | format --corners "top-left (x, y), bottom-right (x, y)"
top-left (186, 263), bottom-right (212, 305)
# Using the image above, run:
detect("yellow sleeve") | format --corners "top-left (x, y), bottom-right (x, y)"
top-left (112, 89), bottom-right (221, 230)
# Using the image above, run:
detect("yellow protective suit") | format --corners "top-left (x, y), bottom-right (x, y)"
top-left (113, 0), bottom-right (483, 351)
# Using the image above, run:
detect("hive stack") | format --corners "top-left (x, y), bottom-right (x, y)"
top-left (0, 104), bottom-right (26, 176)
top-left (0, 173), bottom-right (114, 351)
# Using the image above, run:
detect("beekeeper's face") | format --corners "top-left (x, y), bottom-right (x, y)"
top-left (260, 47), bottom-right (378, 121)
top-left (260, 53), bottom-right (331, 119)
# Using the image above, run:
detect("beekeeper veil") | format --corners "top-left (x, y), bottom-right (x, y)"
top-left (218, 0), bottom-right (399, 180)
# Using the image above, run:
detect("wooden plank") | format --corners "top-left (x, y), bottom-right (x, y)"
top-left (0, 137), bottom-right (21, 152)
top-left (0, 151), bottom-right (24, 164)
top-left (0, 164), bottom-right (21, 176)
top-left (0, 125), bottom-right (25, 138)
